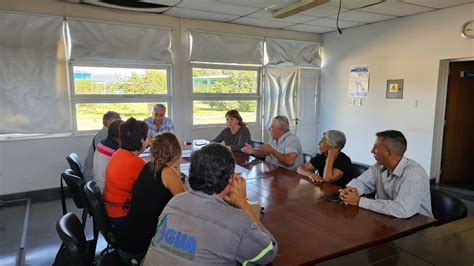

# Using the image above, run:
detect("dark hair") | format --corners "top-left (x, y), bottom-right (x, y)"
top-left (189, 143), bottom-right (235, 195)
top-left (151, 133), bottom-right (182, 173)
top-left (376, 130), bottom-right (407, 156)
top-left (119, 117), bottom-right (148, 151)
top-left (107, 119), bottom-right (123, 140)
top-left (102, 111), bottom-right (121, 127)
top-left (225, 109), bottom-right (245, 126)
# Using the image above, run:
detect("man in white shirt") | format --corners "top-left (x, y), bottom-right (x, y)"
top-left (83, 111), bottom-right (121, 180)
top-left (241, 115), bottom-right (303, 171)
top-left (339, 130), bottom-right (433, 218)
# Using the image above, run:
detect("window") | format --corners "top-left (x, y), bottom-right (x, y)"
top-left (71, 64), bottom-right (170, 131)
top-left (192, 65), bottom-right (260, 125)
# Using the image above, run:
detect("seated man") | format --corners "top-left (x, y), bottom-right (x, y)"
top-left (143, 144), bottom-right (278, 265)
top-left (297, 130), bottom-right (353, 187)
top-left (339, 130), bottom-right (433, 218)
top-left (93, 119), bottom-right (123, 191)
top-left (241, 115), bottom-right (303, 171)
top-left (144, 103), bottom-right (175, 137)
top-left (83, 111), bottom-right (121, 181)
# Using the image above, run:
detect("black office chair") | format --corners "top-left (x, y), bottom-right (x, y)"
top-left (66, 153), bottom-right (84, 179)
top-left (351, 162), bottom-right (370, 178)
top-left (56, 213), bottom-right (123, 266)
top-left (430, 187), bottom-right (468, 225)
top-left (83, 181), bottom-right (118, 251)
top-left (60, 169), bottom-right (88, 226)
top-left (303, 153), bottom-right (313, 163)
top-left (249, 139), bottom-right (264, 148)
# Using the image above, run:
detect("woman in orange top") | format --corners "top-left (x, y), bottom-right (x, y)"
top-left (103, 117), bottom-right (148, 230)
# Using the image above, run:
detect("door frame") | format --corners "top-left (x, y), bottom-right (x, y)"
top-left (431, 57), bottom-right (474, 184)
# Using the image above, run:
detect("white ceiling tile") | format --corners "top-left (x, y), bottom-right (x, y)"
top-left (177, 0), bottom-right (260, 16)
top-left (164, 7), bottom-right (239, 22)
top-left (400, 0), bottom-right (474, 9)
top-left (359, 1), bottom-right (434, 16)
top-left (305, 18), bottom-right (364, 28)
top-left (233, 17), bottom-right (295, 29)
top-left (329, 10), bottom-right (396, 23)
top-left (328, 0), bottom-right (383, 9)
top-left (141, 0), bottom-right (181, 6)
top-left (284, 24), bottom-right (335, 33)
top-left (216, 0), bottom-right (299, 9)
top-left (300, 3), bottom-right (349, 17)
top-left (247, 10), bottom-right (318, 23)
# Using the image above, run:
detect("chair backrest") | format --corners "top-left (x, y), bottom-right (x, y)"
top-left (56, 213), bottom-right (88, 266)
top-left (303, 153), bottom-right (313, 164)
top-left (83, 181), bottom-right (116, 245)
top-left (66, 153), bottom-right (84, 179)
top-left (249, 139), bottom-right (264, 148)
top-left (351, 162), bottom-right (370, 178)
top-left (61, 169), bottom-right (86, 209)
top-left (430, 187), bottom-right (468, 225)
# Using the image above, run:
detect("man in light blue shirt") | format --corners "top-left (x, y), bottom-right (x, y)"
top-left (144, 104), bottom-right (175, 137)
top-left (242, 115), bottom-right (303, 171)
top-left (339, 130), bottom-right (433, 218)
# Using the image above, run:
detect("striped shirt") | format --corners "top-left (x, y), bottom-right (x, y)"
top-left (347, 156), bottom-right (433, 218)
top-left (92, 142), bottom-right (116, 191)
top-left (144, 117), bottom-right (175, 137)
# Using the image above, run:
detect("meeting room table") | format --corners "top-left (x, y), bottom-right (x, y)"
top-left (230, 152), bottom-right (437, 265)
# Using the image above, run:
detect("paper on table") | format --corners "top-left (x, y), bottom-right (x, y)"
top-left (182, 150), bottom-right (192, 158)
top-left (235, 164), bottom-right (249, 175)
top-left (180, 162), bottom-right (248, 177)
top-left (180, 162), bottom-right (191, 177)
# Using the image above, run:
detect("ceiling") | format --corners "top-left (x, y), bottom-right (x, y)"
top-left (139, 0), bottom-right (474, 34)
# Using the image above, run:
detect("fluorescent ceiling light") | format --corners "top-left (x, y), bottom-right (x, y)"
top-left (272, 0), bottom-right (330, 19)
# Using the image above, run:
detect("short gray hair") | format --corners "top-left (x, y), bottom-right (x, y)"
top-left (152, 103), bottom-right (166, 112)
top-left (273, 115), bottom-right (290, 131)
top-left (323, 130), bottom-right (346, 150)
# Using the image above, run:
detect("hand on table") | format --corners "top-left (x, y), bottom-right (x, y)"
top-left (339, 186), bottom-right (360, 206)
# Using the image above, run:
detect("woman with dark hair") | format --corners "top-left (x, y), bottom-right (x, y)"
top-left (212, 109), bottom-right (251, 152)
top-left (93, 119), bottom-right (123, 192)
top-left (103, 117), bottom-right (148, 230)
top-left (116, 132), bottom-right (185, 265)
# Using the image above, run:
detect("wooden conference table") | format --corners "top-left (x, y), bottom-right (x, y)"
top-left (229, 153), bottom-right (437, 265)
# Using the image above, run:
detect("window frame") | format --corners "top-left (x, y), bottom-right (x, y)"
top-left (69, 61), bottom-right (172, 133)
top-left (191, 63), bottom-right (262, 128)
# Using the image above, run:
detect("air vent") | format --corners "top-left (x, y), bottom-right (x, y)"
top-left (82, 0), bottom-right (171, 13)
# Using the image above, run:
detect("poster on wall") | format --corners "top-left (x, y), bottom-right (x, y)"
top-left (348, 65), bottom-right (370, 97)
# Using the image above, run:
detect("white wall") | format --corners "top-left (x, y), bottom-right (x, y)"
top-left (0, 0), bottom-right (322, 195)
top-left (318, 4), bottom-right (474, 177)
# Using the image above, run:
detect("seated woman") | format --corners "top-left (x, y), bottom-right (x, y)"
top-left (212, 109), bottom-right (251, 152)
top-left (297, 130), bottom-right (353, 187)
top-left (93, 119), bottom-right (123, 192)
top-left (116, 132), bottom-right (185, 265)
top-left (103, 117), bottom-right (148, 230)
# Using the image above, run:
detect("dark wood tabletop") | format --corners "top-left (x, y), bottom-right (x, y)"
top-left (232, 152), bottom-right (437, 265)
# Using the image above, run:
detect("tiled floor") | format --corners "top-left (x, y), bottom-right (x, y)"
top-left (1, 184), bottom-right (473, 266)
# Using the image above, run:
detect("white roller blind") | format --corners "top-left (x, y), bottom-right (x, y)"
top-left (263, 67), bottom-right (299, 142)
top-left (190, 31), bottom-right (263, 64)
top-left (265, 38), bottom-right (322, 67)
top-left (0, 12), bottom-right (69, 134)
top-left (67, 19), bottom-right (172, 64)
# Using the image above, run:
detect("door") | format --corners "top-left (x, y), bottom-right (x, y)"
top-left (440, 61), bottom-right (474, 184)
top-left (297, 68), bottom-right (320, 155)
